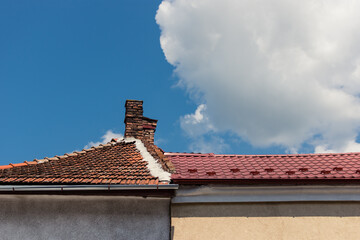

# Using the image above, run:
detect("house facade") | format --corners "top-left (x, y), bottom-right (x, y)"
top-left (168, 152), bottom-right (360, 240)
top-left (1, 100), bottom-right (360, 240)
top-left (0, 100), bottom-right (177, 240)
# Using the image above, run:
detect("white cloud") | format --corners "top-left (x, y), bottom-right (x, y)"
top-left (180, 104), bottom-right (229, 153)
top-left (84, 130), bottom-right (123, 149)
top-left (156, 0), bottom-right (360, 153)
top-left (189, 135), bottom-right (229, 154)
top-left (315, 140), bottom-right (360, 153)
top-left (180, 104), bottom-right (215, 137)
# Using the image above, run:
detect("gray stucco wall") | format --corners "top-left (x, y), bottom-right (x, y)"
top-left (0, 194), bottom-right (170, 240)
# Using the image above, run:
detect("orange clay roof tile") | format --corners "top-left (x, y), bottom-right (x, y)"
top-left (0, 140), bottom-right (169, 185)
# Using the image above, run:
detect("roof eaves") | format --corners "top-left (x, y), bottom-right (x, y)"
top-left (171, 178), bottom-right (360, 185)
top-left (0, 184), bottom-right (179, 192)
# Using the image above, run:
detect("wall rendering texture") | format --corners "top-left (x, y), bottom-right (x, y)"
top-left (171, 202), bottom-right (360, 240)
top-left (0, 194), bottom-right (170, 240)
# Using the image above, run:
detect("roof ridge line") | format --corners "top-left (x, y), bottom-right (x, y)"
top-left (124, 137), bottom-right (171, 182)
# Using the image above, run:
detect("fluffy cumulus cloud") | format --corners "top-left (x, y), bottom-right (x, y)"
top-left (180, 104), bottom-right (215, 137)
top-left (84, 130), bottom-right (123, 149)
top-left (156, 0), bottom-right (360, 153)
top-left (180, 104), bottom-right (229, 153)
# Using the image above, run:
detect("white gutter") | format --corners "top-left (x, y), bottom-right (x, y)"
top-left (0, 184), bottom-right (178, 192)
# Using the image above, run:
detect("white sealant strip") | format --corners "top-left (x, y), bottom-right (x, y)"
top-left (172, 185), bottom-right (360, 203)
top-left (123, 137), bottom-right (171, 182)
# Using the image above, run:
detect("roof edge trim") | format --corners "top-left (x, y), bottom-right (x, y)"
top-left (0, 184), bottom-right (179, 192)
top-left (172, 185), bottom-right (360, 203)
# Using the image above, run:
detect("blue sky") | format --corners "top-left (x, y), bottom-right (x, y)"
top-left (2, 1), bottom-right (360, 166)
top-left (0, 0), bottom-right (185, 165)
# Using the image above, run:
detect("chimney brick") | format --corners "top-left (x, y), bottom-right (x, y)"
top-left (124, 100), bottom-right (158, 144)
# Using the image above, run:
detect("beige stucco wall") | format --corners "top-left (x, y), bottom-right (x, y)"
top-left (171, 202), bottom-right (360, 240)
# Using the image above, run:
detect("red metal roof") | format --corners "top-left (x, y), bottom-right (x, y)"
top-left (0, 140), bottom-right (169, 185)
top-left (166, 152), bottom-right (360, 183)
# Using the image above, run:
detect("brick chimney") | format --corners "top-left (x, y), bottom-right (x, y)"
top-left (124, 100), bottom-right (158, 144)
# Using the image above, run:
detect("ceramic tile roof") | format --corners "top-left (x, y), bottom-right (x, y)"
top-left (0, 140), bottom-right (169, 185)
top-left (166, 152), bottom-right (360, 183)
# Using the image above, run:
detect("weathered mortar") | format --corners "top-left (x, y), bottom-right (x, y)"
top-left (124, 100), bottom-right (158, 144)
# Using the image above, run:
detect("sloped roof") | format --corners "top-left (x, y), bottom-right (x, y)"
top-left (167, 152), bottom-right (360, 184)
top-left (0, 139), bottom-right (170, 185)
